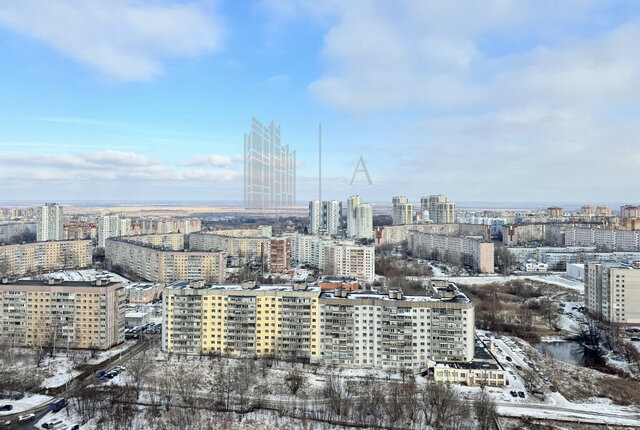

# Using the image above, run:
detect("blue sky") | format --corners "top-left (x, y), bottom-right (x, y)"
top-left (1, 1), bottom-right (639, 204)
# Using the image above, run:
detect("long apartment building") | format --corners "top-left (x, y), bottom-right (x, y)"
top-left (122, 233), bottom-right (185, 250)
top-left (162, 280), bottom-right (475, 369)
top-left (409, 231), bottom-right (494, 273)
top-left (189, 228), bottom-right (271, 261)
top-left (105, 238), bottom-right (225, 284)
top-left (0, 240), bottom-right (92, 277)
top-left (585, 261), bottom-right (640, 325)
top-left (0, 278), bottom-right (126, 350)
top-left (375, 223), bottom-right (491, 246)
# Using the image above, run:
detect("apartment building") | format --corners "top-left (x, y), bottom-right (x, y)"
top-left (585, 261), bottom-right (640, 325)
top-left (325, 242), bottom-right (375, 283)
top-left (162, 280), bottom-right (475, 370)
top-left (422, 195), bottom-right (456, 224)
top-left (0, 278), bottom-right (126, 350)
top-left (189, 229), bottom-right (270, 261)
top-left (269, 237), bottom-right (292, 273)
top-left (284, 233), bottom-right (375, 283)
top-left (0, 240), bottom-right (92, 277)
top-left (309, 200), bottom-right (342, 236)
top-left (621, 205), bottom-right (640, 219)
top-left (409, 231), bottom-right (494, 273)
top-left (392, 196), bottom-right (413, 226)
top-left (375, 223), bottom-right (491, 246)
top-left (37, 203), bottom-right (64, 242)
top-left (122, 233), bottom-right (185, 251)
top-left (125, 282), bottom-right (164, 303)
top-left (99, 212), bottom-right (121, 248)
top-left (347, 195), bottom-right (373, 239)
top-left (105, 239), bottom-right (225, 284)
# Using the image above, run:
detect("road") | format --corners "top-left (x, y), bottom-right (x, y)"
top-left (1, 336), bottom-right (156, 429)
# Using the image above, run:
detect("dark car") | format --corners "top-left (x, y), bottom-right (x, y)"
top-left (510, 391), bottom-right (517, 397)
top-left (0, 405), bottom-right (12, 411)
top-left (515, 365), bottom-right (522, 370)
top-left (550, 386), bottom-right (558, 392)
top-left (518, 391), bottom-right (525, 398)
top-left (505, 356), bottom-right (513, 362)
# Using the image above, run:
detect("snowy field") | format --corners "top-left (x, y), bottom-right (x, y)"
top-left (0, 394), bottom-right (52, 416)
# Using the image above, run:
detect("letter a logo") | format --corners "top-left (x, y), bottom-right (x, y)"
top-left (350, 155), bottom-right (373, 185)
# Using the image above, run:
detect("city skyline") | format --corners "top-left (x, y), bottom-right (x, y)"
top-left (1, 1), bottom-right (640, 203)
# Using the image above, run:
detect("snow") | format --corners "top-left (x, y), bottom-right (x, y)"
top-left (0, 394), bottom-right (52, 416)
top-left (22, 269), bottom-right (132, 284)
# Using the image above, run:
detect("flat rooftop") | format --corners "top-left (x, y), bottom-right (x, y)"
top-left (0, 279), bottom-right (118, 287)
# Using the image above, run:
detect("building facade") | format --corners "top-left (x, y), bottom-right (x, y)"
top-left (423, 195), bottom-right (456, 224)
top-left (0, 240), bottom-right (92, 277)
top-left (409, 231), bottom-right (494, 273)
top-left (105, 239), bottom-right (226, 284)
top-left (269, 237), bottom-right (292, 273)
top-left (37, 203), bottom-right (64, 242)
top-left (392, 196), bottom-right (413, 226)
top-left (0, 279), bottom-right (126, 350)
top-left (585, 261), bottom-right (640, 325)
top-left (244, 117), bottom-right (296, 209)
top-left (162, 280), bottom-right (475, 370)
top-left (309, 200), bottom-right (342, 236)
top-left (347, 195), bottom-right (373, 239)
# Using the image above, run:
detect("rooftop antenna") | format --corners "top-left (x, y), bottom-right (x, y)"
top-left (318, 123), bottom-right (322, 202)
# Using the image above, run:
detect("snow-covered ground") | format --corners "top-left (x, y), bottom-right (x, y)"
top-left (0, 394), bottom-right (52, 416)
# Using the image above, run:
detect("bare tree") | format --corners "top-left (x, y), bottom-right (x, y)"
top-left (474, 389), bottom-right (498, 430)
top-left (285, 369), bottom-right (306, 395)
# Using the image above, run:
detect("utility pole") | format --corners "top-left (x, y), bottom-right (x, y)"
top-left (318, 123), bottom-right (322, 202)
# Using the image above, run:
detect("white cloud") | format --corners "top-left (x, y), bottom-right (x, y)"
top-left (0, 0), bottom-right (225, 80)
top-left (181, 154), bottom-right (239, 167)
top-left (0, 151), bottom-right (239, 183)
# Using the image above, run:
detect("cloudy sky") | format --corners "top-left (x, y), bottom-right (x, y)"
top-left (0, 0), bottom-right (639, 204)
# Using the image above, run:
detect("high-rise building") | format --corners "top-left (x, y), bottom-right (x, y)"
top-left (392, 196), bottom-right (413, 226)
top-left (585, 261), bottom-right (640, 324)
top-left (0, 279), bottom-right (126, 350)
top-left (269, 237), bottom-right (292, 273)
top-left (596, 206), bottom-right (612, 217)
top-left (423, 195), bottom-right (456, 224)
top-left (347, 195), bottom-right (373, 239)
top-left (620, 205), bottom-right (640, 219)
top-left (36, 203), bottom-right (64, 242)
top-left (99, 212), bottom-right (121, 248)
top-left (546, 207), bottom-right (564, 218)
top-left (309, 200), bottom-right (342, 236)
top-left (581, 206), bottom-right (595, 215)
top-left (244, 117), bottom-right (296, 210)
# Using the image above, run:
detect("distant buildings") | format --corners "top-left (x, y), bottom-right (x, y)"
top-left (346, 195), bottom-right (373, 239)
top-left (99, 215), bottom-right (201, 247)
top-left (0, 240), bottom-right (92, 277)
top-left (0, 278), bottom-right (126, 350)
top-left (99, 212), bottom-right (121, 248)
top-left (392, 196), bottom-right (413, 225)
top-left (423, 195), bottom-right (456, 224)
top-left (36, 203), bottom-right (64, 242)
top-left (546, 206), bottom-right (564, 218)
top-left (189, 227), bottom-right (271, 262)
top-left (621, 205), bottom-right (640, 219)
top-left (309, 200), bottom-right (342, 236)
top-left (585, 261), bottom-right (640, 325)
top-left (162, 280), bottom-right (475, 369)
top-left (244, 117), bottom-right (296, 209)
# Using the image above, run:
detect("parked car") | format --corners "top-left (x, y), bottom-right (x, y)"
top-left (518, 391), bottom-right (525, 398)
top-left (1, 421), bottom-right (10, 428)
top-left (515, 365), bottom-right (522, 370)
top-left (550, 386), bottom-right (558, 392)
top-left (49, 398), bottom-right (66, 412)
top-left (96, 370), bottom-right (106, 378)
top-left (42, 420), bottom-right (62, 429)
top-left (0, 405), bottom-right (12, 411)
top-left (505, 356), bottom-right (513, 362)
top-left (71, 425), bottom-right (80, 430)
top-left (18, 413), bottom-right (35, 422)
top-left (510, 391), bottom-right (517, 397)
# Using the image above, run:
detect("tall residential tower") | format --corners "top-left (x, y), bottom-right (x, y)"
top-left (347, 195), bottom-right (373, 239)
top-left (36, 203), bottom-right (64, 242)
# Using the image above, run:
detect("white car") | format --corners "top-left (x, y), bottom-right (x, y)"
top-left (18, 413), bottom-right (35, 422)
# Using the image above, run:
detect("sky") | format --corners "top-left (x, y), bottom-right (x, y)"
top-left (0, 0), bottom-right (639, 205)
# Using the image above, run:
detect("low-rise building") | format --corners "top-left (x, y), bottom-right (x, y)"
top-left (315, 276), bottom-right (359, 291)
top-left (126, 282), bottom-right (164, 303)
top-left (0, 278), bottom-right (126, 350)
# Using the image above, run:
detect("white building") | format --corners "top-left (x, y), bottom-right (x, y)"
top-left (347, 195), bottom-right (373, 239)
top-left (566, 263), bottom-right (585, 281)
top-left (586, 261), bottom-right (640, 324)
top-left (325, 242), bottom-right (375, 283)
top-left (309, 200), bottom-right (342, 236)
top-left (36, 203), bottom-right (64, 242)
top-left (99, 213), bottom-right (121, 248)
top-left (392, 196), bottom-right (413, 226)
